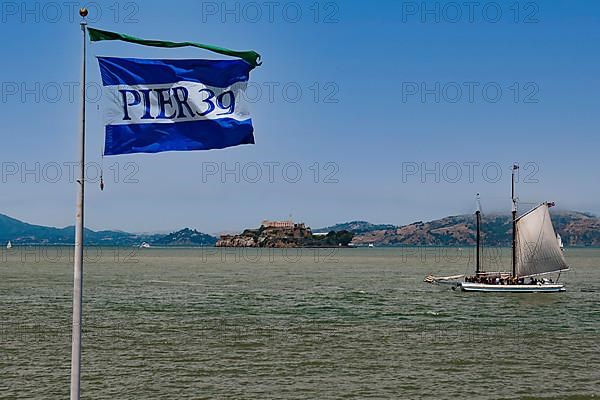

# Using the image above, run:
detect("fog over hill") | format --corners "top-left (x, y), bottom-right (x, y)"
top-left (341, 211), bottom-right (600, 247)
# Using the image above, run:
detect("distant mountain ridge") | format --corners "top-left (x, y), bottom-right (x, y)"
top-left (332, 211), bottom-right (600, 247)
top-left (0, 213), bottom-right (217, 246)
top-left (2, 210), bottom-right (598, 247)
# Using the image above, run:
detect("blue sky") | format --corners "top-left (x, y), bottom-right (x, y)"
top-left (1, 0), bottom-right (599, 234)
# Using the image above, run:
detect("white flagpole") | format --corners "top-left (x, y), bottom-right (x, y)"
top-left (70, 8), bottom-right (88, 400)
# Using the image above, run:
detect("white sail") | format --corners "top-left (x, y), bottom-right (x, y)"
top-left (6, 241), bottom-right (12, 249)
top-left (515, 203), bottom-right (568, 277)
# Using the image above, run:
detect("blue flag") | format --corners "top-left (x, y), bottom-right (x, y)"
top-left (97, 57), bottom-right (255, 155)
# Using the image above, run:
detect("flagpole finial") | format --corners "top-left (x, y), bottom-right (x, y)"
top-left (79, 8), bottom-right (87, 30)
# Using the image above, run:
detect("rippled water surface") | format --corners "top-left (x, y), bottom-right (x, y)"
top-left (1, 247), bottom-right (599, 399)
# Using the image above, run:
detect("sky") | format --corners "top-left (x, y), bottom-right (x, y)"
top-left (0, 0), bottom-right (599, 234)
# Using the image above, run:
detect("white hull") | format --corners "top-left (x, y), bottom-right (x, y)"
top-left (460, 282), bottom-right (565, 293)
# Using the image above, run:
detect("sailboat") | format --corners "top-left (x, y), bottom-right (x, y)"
top-left (6, 241), bottom-right (12, 249)
top-left (426, 165), bottom-right (569, 293)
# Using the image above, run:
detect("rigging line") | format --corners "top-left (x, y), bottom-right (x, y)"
top-left (99, 144), bottom-right (105, 191)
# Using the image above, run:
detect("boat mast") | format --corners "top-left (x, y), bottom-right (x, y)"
top-left (511, 164), bottom-right (518, 278)
top-left (475, 193), bottom-right (481, 275)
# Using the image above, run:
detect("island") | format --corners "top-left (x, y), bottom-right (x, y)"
top-left (216, 220), bottom-right (354, 248)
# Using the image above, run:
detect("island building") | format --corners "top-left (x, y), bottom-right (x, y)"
top-left (261, 219), bottom-right (306, 229)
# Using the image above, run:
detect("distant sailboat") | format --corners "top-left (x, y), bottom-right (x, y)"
top-left (6, 241), bottom-right (12, 249)
top-left (557, 233), bottom-right (564, 251)
top-left (139, 242), bottom-right (151, 248)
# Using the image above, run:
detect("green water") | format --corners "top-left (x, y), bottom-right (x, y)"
top-left (1, 247), bottom-right (599, 399)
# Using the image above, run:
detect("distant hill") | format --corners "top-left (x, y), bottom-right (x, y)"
top-left (151, 228), bottom-right (217, 246)
top-left (315, 221), bottom-right (397, 234)
top-left (0, 213), bottom-right (216, 247)
top-left (349, 210), bottom-right (600, 247)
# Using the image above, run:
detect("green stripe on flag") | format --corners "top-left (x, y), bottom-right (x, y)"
top-left (87, 27), bottom-right (261, 68)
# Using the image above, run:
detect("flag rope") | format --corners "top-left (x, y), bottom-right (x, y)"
top-left (88, 27), bottom-right (261, 68)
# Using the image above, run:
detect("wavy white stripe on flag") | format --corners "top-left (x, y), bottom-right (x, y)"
top-left (103, 81), bottom-right (251, 125)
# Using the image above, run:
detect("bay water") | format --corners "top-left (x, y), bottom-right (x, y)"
top-left (1, 247), bottom-right (598, 399)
